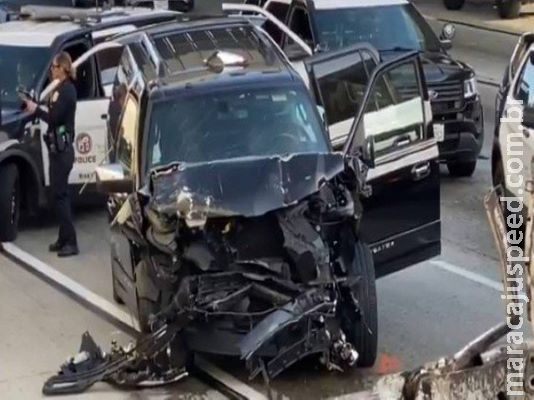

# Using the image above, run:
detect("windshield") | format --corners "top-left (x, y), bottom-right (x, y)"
top-left (0, 45), bottom-right (50, 107)
top-left (314, 4), bottom-right (441, 53)
top-left (147, 85), bottom-right (329, 168)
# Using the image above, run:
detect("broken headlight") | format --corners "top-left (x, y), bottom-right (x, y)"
top-left (464, 76), bottom-right (478, 99)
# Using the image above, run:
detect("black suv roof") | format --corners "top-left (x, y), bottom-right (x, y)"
top-left (117, 17), bottom-right (301, 97)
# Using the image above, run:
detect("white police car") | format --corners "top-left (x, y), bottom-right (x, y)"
top-left (0, 4), bottom-right (178, 241)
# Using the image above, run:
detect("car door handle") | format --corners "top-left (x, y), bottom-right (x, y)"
top-left (412, 162), bottom-right (431, 181)
top-left (394, 135), bottom-right (411, 148)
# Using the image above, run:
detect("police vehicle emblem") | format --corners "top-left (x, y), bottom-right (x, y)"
top-left (76, 133), bottom-right (92, 155)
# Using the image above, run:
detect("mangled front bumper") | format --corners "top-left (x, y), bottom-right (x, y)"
top-left (155, 269), bottom-right (360, 380)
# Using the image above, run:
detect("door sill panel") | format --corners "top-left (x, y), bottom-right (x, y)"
top-left (371, 220), bottom-right (441, 279)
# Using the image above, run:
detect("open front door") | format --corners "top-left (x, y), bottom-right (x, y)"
top-left (303, 44), bottom-right (381, 149)
top-left (306, 50), bottom-right (441, 277)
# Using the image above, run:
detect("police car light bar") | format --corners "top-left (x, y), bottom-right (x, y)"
top-left (168, 0), bottom-right (222, 14)
top-left (124, 0), bottom-right (223, 14)
top-left (18, 5), bottom-right (127, 22)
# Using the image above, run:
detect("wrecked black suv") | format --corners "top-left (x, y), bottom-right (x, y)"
top-left (93, 15), bottom-right (437, 380)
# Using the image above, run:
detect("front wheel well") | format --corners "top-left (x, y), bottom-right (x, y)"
top-left (0, 156), bottom-right (41, 214)
top-left (491, 145), bottom-right (502, 174)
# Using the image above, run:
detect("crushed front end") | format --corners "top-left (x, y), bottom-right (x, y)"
top-left (137, 153), bottom-right (370, 379)
top-left (42, 153), bottom-right (375, 395)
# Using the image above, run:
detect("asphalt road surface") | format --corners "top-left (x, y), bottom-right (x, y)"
top-left (414, 0), bottom-right (534, 34)
top-left (1, 28), bottom-right (531, 400)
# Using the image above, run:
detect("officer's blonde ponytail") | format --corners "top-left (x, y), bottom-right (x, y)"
top-left (54, 51), bottom-right (76, 81)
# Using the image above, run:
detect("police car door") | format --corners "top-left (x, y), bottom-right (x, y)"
top-left (64, 27), bottom-right (138, 186)
top-left (38, 41), bottom-right (123, 188)
top-left (71, 37), bottom-right (132, 187)
top-left (304, 47), bottom-right (441, 277)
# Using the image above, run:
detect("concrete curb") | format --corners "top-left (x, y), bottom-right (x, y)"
top-left (478, 77), bottom-right (500, 88)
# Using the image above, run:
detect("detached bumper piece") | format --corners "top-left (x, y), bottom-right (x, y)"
top-left (42, 321), bottom-right (190, 396)
top-left (42, 272), bottom-right (359, 395)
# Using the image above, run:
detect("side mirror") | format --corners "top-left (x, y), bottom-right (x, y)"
top-left (440, 23), bottom-right (455, 50)
top-left (360, 138), bottom-right (375, 169)
top-left (95, 163), bottom-right (132, 194)
top-left (316, 105), bottom-right (327, 129)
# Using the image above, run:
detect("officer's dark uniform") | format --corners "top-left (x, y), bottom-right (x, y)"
top-left (35, 79), bottom-right (78, 252)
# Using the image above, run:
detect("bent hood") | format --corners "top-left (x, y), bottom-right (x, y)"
top-left (147, 153), bottom-right (346, 220)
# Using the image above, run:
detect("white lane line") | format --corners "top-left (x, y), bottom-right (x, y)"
top-left (430, 259), bottom-right (503, 292)
top-left (0, 242), bottom-right (266, 400)
top-left (1, 241), bottom-right (140, 332)
top-left (195, 354), bottom-right (269, 400)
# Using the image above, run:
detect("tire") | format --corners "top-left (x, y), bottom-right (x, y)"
top-left (497, 0), bottom-right (521, 18)
top-left (0, 164), bottom-right (21, 242)
top-left (447, 159), bottom-right (477, 177)
top-left (136, 260), bottom-right (162, 333)
top-left (138, 297), bottom-right (158, 333)
top-left (340, 241), bottom-right (378, 368)
top-left (443, 0), bottom-right (465, 10)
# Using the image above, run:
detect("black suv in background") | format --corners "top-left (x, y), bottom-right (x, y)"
top-left (253, 0), bottom-right (484, 177)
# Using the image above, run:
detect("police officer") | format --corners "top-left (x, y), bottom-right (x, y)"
top-left (25, 52), bottom-right (79, 257)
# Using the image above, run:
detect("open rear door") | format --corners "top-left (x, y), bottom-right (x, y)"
top-left (306, 49), bottom-right (441, 277)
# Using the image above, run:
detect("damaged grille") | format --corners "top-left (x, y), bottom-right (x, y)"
top-left (428, 80), bottom-right (464, 114)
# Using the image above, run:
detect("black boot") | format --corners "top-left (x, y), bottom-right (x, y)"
top-left (49, 240), bottom-right (64, 252)
top-left (58, 243), bottom-right (79, 257)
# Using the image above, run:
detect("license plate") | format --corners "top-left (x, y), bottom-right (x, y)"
top-left (434, 123), bottom-right (445, 142)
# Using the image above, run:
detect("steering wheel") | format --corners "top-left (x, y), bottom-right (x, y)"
top-left (271, 123), bottom-right (309, 153)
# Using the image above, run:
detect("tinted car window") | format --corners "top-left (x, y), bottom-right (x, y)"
top-left (313, 50), bottom-right (377, 128)
top-left (108, 51), bottom-right (132, 152)
top-left (116, 95), bottom-right (139, 176)
top-left (147, 85), bottom-right (329, 167)
top-left (153, 26), bottom-right (280, 74)
top-left (95, 47), bottom-right (124, 89)
top-left (516, 54), bottom-right (534, 107)
top-left (286, 7), bottom-right (313, 48)
top-left (363, 61), bottom-right (426, 159)
top-left (0, 45), bottom-right (49, 106)
top-left (264, 2), bottom-right (289, 44)
top-left (314, 4), bottom-right (441, 53)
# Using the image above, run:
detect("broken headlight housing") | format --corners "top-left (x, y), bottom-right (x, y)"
top-left (464, 76), bottom-right (478, 99)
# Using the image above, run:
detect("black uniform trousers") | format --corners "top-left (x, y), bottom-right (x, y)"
top-left (49, 145), bottom-right (77, 247)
